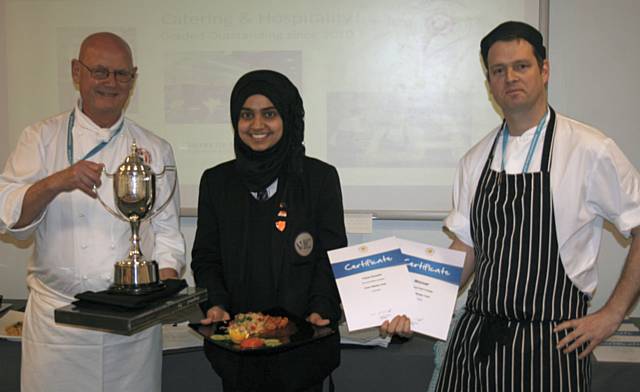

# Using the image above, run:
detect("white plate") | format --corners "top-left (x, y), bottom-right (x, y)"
top-left (0, 310), bottom-right (24, 341)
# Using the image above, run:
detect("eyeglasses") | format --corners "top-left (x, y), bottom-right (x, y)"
top-left (76, 59), bottom-right (136, 83)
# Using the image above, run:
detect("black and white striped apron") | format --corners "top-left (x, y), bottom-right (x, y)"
top-left (436, 109), bottom-right (591, 391)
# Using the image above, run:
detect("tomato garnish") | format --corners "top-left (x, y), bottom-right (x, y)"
top-left (239, 337), bottom-right (265, 349)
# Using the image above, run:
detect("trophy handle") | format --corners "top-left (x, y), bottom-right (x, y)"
top-left (94, 168), bottom-right (128, 222)
top-left (145, 166), bottom-right (178, 222)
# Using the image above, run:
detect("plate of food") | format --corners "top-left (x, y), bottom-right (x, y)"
top-left (0, 310), bottom-right (24, 342)
top-left (189, 307), bottom-right (335, 353)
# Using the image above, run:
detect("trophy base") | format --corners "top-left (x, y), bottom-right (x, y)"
top-left (108, 281), bottom-right (166, 295)
top-left (110, 258), bottom-right (164, 295)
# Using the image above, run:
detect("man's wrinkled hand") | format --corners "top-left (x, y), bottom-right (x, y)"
top-left (159, 268), bottom-right (178, 280)
top-left (52, 160), bottom-right (104, 198)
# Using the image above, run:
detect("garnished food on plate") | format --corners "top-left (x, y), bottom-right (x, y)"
top-left (213, 312), bottom-right (289, 348)
top-left (239, 337), bottom-right (265, 349)
top-left (230, 312), bottom-right (289, 335)
top-left (262, 338), bottom-right (282, 347)
top-left (5, 321), bottom-right (22, 336)
top-left (227, 325), bottom-right (250, 344)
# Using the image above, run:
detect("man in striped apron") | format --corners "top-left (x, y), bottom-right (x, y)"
top-left (426, 22), bottom-right (640, 391)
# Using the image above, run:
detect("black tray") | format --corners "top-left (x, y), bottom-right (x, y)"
top-left (189, 307), bottom-right (335, 354)
top-left (55, 287), bottom-right (207, 335)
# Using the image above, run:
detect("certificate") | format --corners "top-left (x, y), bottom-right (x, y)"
top-left (398, 239), bottom-right (465, 340)
top-left (328, 237), bottom-right (416, 332)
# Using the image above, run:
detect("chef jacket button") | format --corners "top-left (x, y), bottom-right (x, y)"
top-left (110, 244), bottom-right (116, 249)
top-left (79, 213), bottom-right (85, 218)
top-left (81, 244), bottom-right (87, 249)
top-left (82, 275), bottom-right (88, 280)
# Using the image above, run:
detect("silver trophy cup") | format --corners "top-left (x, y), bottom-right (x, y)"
top-left (96, 142), bottom-right (177, 294)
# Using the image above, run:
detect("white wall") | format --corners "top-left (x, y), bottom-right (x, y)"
top-left (2, 1), bottom-right (640, 317)
top-left (547, 0), bottom-right (640, 315)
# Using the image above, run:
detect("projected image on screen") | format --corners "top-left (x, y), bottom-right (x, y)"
top-left (2, 0), bottom-right (539, 213)
top-left (327, 92), bottom-right (470, 168)
top-left (164, 51), bottom-right (302, 124)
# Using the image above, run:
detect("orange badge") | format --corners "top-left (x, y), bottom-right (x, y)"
top-left (275, 202), bottom-right (287, 232)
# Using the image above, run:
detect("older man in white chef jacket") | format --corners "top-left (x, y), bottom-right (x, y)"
top-left (0, 32), bottom-right (186, 392)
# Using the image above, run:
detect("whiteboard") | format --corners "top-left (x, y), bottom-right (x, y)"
top-left (0, 0), bottom-right (542, 216)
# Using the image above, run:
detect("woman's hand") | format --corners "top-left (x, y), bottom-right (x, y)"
top-left (200, 306), bottom-right (230, 325)
top-left (380, 315), bottom-right (413, 338)
top-left (306, 312), bottom-right (330, 327)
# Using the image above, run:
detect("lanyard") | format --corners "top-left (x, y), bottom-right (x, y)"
top-left (66, 109), bottom-right (124, 165)
top-left (501, 109), bottom-right (548, 174)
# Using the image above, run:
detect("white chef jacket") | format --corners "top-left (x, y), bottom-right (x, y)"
top-left (0, 104), bottom-right (186, 392)
top-left (445, 111), bottom-right (640, 296)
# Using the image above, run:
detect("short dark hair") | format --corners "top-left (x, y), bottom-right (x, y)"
top-left (480, 21), bottom-right (546, 69)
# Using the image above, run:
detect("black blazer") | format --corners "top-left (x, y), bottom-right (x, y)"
top-left (191, 156), bottom-right (347, 390)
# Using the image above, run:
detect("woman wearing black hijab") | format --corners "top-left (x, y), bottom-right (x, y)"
top-left (191, 70), bottom-right (347, 391)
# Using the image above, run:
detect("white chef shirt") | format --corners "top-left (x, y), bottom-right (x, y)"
top-left (445, 111), bottom-right (640, 296)
top-left (0, 103), bottom-right (186, 299)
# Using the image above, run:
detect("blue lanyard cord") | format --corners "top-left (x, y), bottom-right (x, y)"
top-left (66, 110), bottom-right (125, 165)
top-left (501, 109), bottom-right (548, 174)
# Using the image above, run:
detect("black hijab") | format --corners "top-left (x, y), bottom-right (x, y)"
top-left (230, 70), bottom-right (305, 192)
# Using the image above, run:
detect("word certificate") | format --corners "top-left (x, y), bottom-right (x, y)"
top-left (329, 237), bottom-right (416, 331)
top-left (398, 238), bottom-right (464, 340)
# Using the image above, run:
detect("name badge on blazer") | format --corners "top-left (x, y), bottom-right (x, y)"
top-left (294, 232), bottom-right (314, 257)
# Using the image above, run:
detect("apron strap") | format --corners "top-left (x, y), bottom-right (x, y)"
top-left (540, 107), bottom-right (557, 173)
top-left (484, 119), bottom-right (506, 173)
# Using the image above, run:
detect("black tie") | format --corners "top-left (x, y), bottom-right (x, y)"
top-left (257, 189), bottom-right (268, 201)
